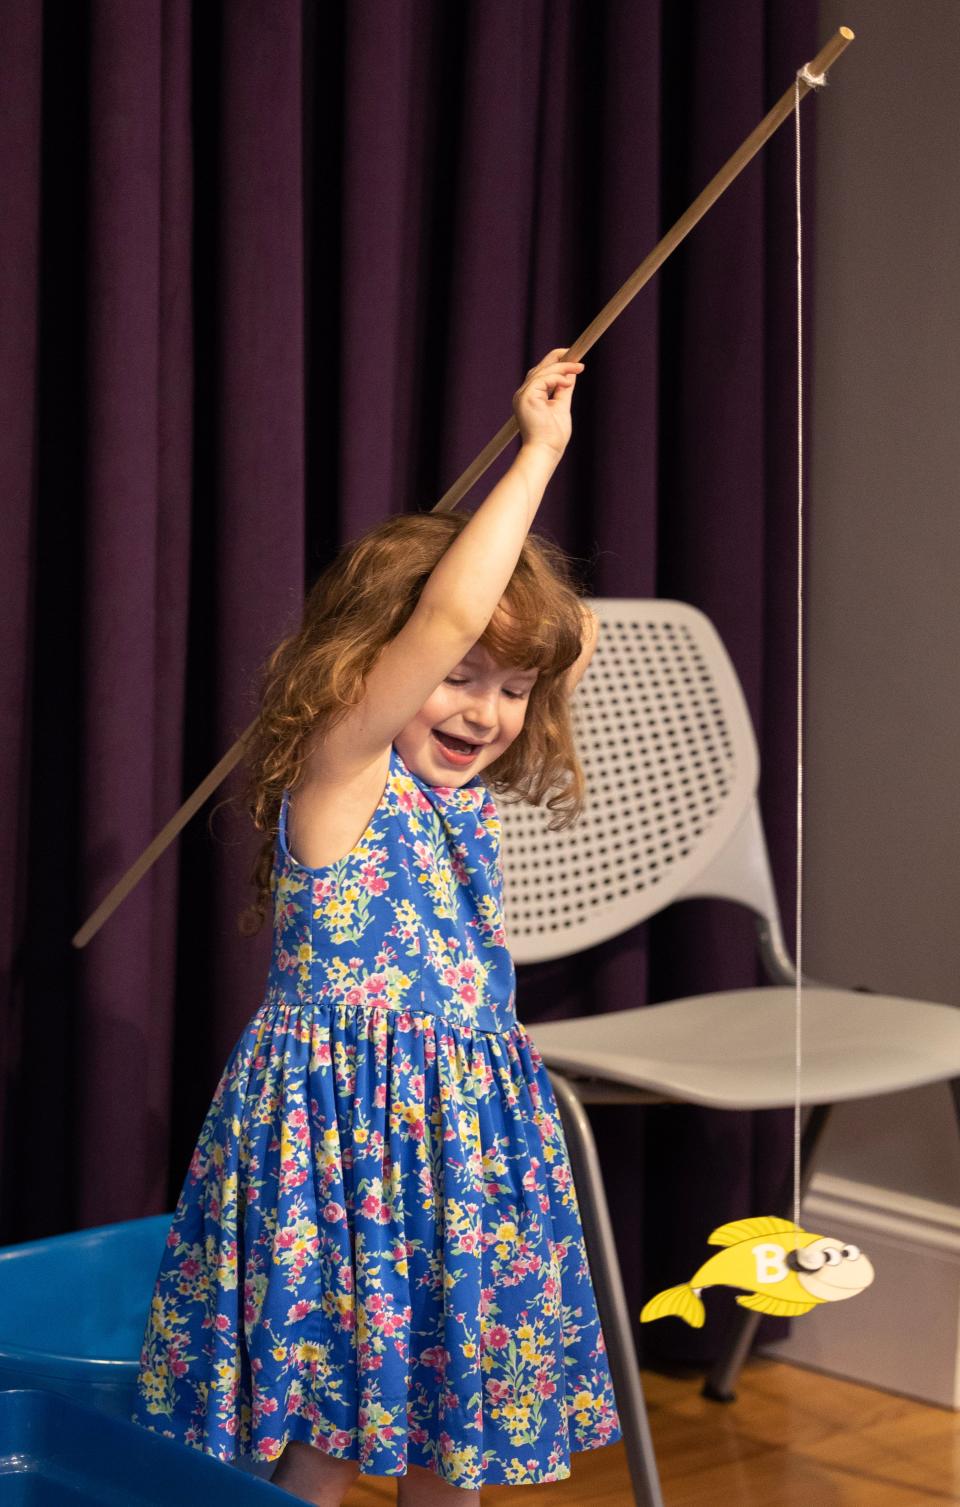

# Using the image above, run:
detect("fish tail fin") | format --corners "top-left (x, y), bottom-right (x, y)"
top-left (640, 1284), bottom-right (706, 1329)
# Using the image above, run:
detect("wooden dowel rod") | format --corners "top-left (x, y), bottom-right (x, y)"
top-left (72, 27), bottom-right (854, 950)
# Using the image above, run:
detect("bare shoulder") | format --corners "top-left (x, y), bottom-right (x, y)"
top-left (285, 741), bottom-right (393, 870)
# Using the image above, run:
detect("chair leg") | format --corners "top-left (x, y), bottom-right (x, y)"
top-left (702, 1103), bottom-right (833, 1403)
top-left (948, 1079), bottom-right (960, 1138)
top-left (547, 1070), bottom-right (665, 1507)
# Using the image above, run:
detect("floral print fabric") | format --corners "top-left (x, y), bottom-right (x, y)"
top-left (132, 745), bottom-right (620, 1489)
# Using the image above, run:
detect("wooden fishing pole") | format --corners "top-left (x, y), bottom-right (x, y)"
top-left (72, 25), bottom-right (854, 950)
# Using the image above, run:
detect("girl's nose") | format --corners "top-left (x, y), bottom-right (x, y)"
top-left (464, 689), bottom-right (498, 731)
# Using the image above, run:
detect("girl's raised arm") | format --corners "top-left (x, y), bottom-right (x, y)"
top-left (312, 350), bottom-right (584, 782)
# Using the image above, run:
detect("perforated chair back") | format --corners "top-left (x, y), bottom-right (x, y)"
top-left (500, 598), bottom-right (783, 964)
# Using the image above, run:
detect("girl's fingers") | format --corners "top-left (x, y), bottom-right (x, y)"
top-left (525, 368), bottom-right (582, 396)
top-left (528, 378), bottom-right (576, 405)
top-left (514, 352), bottom-right (583, 420)
top-left (519, 362), bottom-right (584, 392)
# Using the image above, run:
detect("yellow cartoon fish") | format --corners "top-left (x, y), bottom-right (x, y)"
top-left (640, 1215), bottom-right (875, 1328)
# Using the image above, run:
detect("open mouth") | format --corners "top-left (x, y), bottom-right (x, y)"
top-left (431, 729), bottom-right (482, 763)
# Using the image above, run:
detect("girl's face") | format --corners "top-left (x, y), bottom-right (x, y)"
top-left (394, 643), bottom-right (538, 787)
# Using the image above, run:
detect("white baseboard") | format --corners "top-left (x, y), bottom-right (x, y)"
top-left (762, 1173), bottom-right (960, 1409)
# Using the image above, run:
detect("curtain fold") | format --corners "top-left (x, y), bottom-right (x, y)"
top-left (79, 0), bottom-right (180, 1222)
top-left (1, 0), bottom-right (816, 1365)
top-left (0, 0), bottom-right (43, 1204)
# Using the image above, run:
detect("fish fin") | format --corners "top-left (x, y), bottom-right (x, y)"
top-left (707, 1216), bottom-right (804, 1248)
top-left (640, 1285), bottom-right (706, 1329)
top-left (736, 1292), bottom-right (817, 1318)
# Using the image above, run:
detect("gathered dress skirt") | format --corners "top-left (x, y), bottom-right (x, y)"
top-left (132, 987), bottom-right (621, 1490)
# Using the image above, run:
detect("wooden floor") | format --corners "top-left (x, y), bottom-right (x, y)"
top-left (342, 1360), bottom-right (960, 1505)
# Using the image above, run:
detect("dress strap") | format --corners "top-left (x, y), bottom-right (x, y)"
top-left (277, 790), bottom-right (292, 861)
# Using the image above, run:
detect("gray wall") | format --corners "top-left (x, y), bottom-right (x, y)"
top-left (807, 1), bottom-right (960, 1201)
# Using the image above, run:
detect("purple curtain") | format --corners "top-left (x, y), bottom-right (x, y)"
top-left (1, 0), bottom-right (816, 1366)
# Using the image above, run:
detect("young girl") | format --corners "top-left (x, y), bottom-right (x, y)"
top-left (133, 350), bottom-right (620, 1502)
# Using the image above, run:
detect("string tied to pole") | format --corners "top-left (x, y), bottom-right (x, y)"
top-left (798, 64), bottom-right (828, 90)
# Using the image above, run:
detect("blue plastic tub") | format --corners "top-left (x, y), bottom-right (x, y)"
top-left (0, 1388), bottom-right (286, 1504)
top-left (0, 1214), bottom-right (172, 1421)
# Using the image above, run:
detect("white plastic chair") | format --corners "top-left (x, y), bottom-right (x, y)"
top-left (500, 598), bottom-right (960, 1507)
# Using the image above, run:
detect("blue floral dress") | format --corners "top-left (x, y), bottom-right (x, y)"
top-left (132, 744), bottom-right (620, 1490)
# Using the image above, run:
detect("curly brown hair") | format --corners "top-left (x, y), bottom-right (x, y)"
top-left (240, 510), bottom-right (588, 934)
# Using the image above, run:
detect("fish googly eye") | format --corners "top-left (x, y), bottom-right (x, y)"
top-left (823, 1247), bottom-right (843, 1266)
top-left (792, 1246), bottom-right (827, 1272)
top-left (841, 1244), bottom-right (861, 1261)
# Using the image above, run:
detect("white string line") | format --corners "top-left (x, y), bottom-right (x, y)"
top-left (792, 66), bottom-right (824, 1226)
top-left (794, 76), bottom-right (804, 1229)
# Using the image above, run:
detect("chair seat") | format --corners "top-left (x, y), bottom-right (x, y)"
top-left (523, 987), bottom-right (960, 1109)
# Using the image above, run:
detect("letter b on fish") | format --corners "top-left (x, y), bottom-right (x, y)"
top-left (753, 1243), bottom-right (789, 1284)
